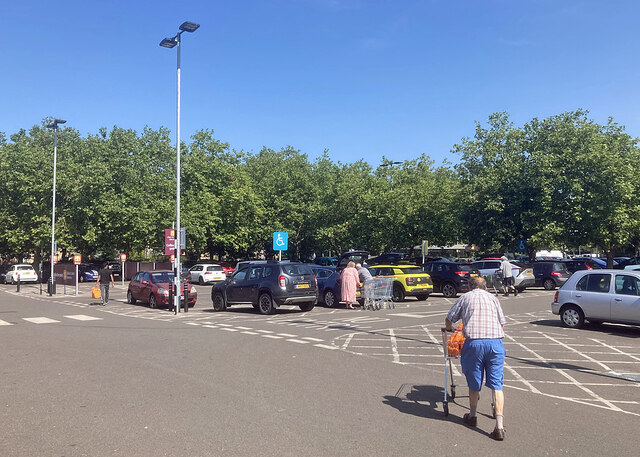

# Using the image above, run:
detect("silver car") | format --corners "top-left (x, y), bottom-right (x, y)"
top-left (471, 260), bottom-right (535, 292)
top-left (551, 269), bottom-right (640, 328)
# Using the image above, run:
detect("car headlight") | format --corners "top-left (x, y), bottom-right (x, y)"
top-left (157, 287), bottom-right (169, 296)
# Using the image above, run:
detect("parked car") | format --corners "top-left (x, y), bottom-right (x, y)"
top-left (613, 256), bottom-right (640, 270)
top-left (367, 252), bottom-right (410, 266)
top-left (421, 261), bottom-right (480, 298)
top-left (367, 264), bottom-right (433, 301)
top-left (470, 259), bottom-right (535, 292)
top-left (106, 261), bottom-right (122, 278)
top-left (311, 266), bottom-right (336, 299)
top-left (188, 263), bottom-right (226, 285)
top-left (314, 257), bottom-right (338, 267)
top-left (218, 261), bottom-right (236, 277)
top-left (78, 264), bottom-right (99, 282)
top-left (127, 270), bottom-right (197, 309)
top-left (0, 265), bottom-right (7, 284)
top-left (552, 269), bottom-right (640, 328)
top-left (211, 260), bottom-right (318, 315)
top-left (532, 261), bottom-right (571, 290)
top-left (3, 264), bottom-right (38, 284)
top-left (573, 256), bottom-right (607, 268)
top-left (320, 251), bottom-right (369, 307)
top-left (559, 258), bottom-right (601, 274)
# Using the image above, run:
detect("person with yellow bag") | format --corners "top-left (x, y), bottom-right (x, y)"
top-left (445, 276), bottom-right (507, 441)
top-left (96, 263), bottom-right (115, 306)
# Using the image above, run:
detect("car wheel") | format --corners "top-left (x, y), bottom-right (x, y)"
top-left (416, 293), bottom-right (429, 301)
top-left (299, 302), bottom-right (315, 312)
top-left (127, 291), bottom-right (136, 305)
top-left (442, 282), bottom-right (457, 298)
top-left (543, 278), bottom-right (556, 290)
top-left (258, 293), bottom-right (275, 315)
top-left (199, 277), bottom-right (204, 285)
top-left (79, 275), bottom-right (84, 283)
top-left (561, 305), bottom-right (584, 328)
top-left (392, 284), bottom-right (405, 302)
top-left (324, 289), bottom-right (337, 308)
top-left (149, 294), bottom-right (157, 309)
top-left (212, 292), bottom-right (226, 311)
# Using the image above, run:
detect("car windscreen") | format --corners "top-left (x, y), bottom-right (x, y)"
top-left (282, 264), bottom-right (313, 276)
top-left (150, 272), bottom-right (173, 283)
top-left (207, 266), bottom-right (224, 272)
top-left (17, 265), bottom-right (35, 271)
top-left (456, 265), bottom-right (475, 272)
top-left (400, 267), bottom-right (423, 274)
top-left (552, 263), bottom-right (569, 273)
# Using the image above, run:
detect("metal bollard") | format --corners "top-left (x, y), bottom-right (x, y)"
top-left (16, 274), bottom-right (20, 293)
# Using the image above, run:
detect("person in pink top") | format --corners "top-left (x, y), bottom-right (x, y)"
top-left (341, 261), bottom-right (361, 309)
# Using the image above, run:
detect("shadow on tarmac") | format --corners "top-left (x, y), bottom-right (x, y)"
top-left (531, 318), bottom-right (640, 339)
top-left (382, 384), bottom-right (492, 437)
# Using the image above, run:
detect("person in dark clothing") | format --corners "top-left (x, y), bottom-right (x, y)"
top-left (96, 264), bottom-right (115, 305)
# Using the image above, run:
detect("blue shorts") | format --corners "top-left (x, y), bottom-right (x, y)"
top-left (460, 339), bottom-right (505, 391)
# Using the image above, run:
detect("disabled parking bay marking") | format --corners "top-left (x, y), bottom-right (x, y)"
top-left (64, 315), bottom-right (103, 321)
top-left (23, 317), bottom-right (60, 324)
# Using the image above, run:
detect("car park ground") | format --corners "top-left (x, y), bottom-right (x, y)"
top-left (1, 282), bottom-right (638, 456)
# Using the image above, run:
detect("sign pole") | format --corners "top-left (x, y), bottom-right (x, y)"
top-left (75, 264), bottom-right (78, 296)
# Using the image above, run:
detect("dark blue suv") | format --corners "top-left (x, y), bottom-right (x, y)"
top-left (421, 260), bottom-right (480, 298)
top-left (211, 260), bottom-right (318, 315)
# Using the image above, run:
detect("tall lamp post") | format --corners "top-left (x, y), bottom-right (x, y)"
top-left (160, 21), bottom-right (200, 314)
top-left (46, 119), bottom-right (66, 295)
top-left (380, 161), bottom-right (402, 190)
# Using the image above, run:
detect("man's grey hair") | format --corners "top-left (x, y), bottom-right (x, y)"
top-left (355, 263), bottom-right (362, 269)
top-left (469, 276), bottom-right (487, 290)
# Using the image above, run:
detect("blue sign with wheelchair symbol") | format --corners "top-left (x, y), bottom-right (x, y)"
top-left (273, 232), bottom-right (288, 251)
top-left (517, 239), bottom-right (527, 254)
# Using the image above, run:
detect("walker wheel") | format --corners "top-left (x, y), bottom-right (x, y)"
top-left (443, 402), bottom-right (449, 416)
top-left (450, 388), bottom-right (456, 400)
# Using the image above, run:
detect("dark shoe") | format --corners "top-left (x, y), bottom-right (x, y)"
top-left (503, 292), bottom-right (509, 297)
top-left (462, 413), bottom-right (477, 427)
top-left (514, 288), bottom-right (519, 296)
top-left (490, 427), bottom-right (505, 441)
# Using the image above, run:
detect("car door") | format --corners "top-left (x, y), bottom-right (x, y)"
top-left (189, 265), bottom-right (202, 282)
top-left (241, 266), bottom-right (263, 303)
top-left (139, 272), bottom-right (152, 303)
top-left (129, 272), bottom-right (143, 299)
top-left (573, 273), bottom-right (612, 320)
top-left (226, 268), bottom-right (248, 303)
top-left (612, 274), bottom-right (640, 323)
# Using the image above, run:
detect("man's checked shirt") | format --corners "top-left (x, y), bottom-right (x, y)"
top-left (446, 288), bottom-right (506, 339)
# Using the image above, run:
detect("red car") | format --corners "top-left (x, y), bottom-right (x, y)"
top-left (127, 270), bottom-right (197, 308)
top-left (218, 261), bottom-right (236, 277)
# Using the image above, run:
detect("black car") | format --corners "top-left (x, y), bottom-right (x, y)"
top-left (532, 261), bottom-right (572, 290)
top-left (613, 256), bottom-right (640, 270)
top-left (211, 260), bottom-right (318, 315)
top-left (559, 258), bottom-right (601, 274)
top-left (421, 261), bottom-right (480, 298)
top-left (367, 252), bottom-right (409, 266)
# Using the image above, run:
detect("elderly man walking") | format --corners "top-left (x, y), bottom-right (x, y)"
top-left (445, 276), bottom-right (507, 441)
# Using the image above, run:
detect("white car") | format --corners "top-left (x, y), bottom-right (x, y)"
top-left (188, 264), bottom-right (226, 285)
top-left (4, 264), bottom-right (39, 284)
top-left (471, 260), bottom-right (535, 291)
top-left (552, 269), bottom-right (640, 328)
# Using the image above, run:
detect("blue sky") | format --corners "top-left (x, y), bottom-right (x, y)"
top-left (3, 0), bottom-right (640, 166)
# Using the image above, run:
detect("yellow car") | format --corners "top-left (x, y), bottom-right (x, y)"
top-left (367, 264), bottom-right (433, 301)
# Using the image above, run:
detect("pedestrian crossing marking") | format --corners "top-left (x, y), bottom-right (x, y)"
top-left (64, 315), bottom-right (103, 321)
top-left (0, 319), bottom-right (13, 326)
top-left (23, 317), bottom-right (60, 324)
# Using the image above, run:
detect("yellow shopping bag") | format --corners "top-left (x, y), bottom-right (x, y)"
top-left (92, 286), bottom-right (101, 299)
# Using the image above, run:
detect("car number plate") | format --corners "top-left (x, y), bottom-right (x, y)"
top-left (295, 283), bottom-right (309, 289)
top-left (471, 273), bottom-right (478, 277)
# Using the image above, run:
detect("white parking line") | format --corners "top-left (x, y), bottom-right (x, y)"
top-left (0, 319), bottom-right (13, 326)
top-left (23, 317), bottom-right (60, 324)
top-left (261, 335), bottom-right (283, 339)
top-left (64, 315), bottom-right (103, 321)
top-left (287, 339), bottom-right (309, 344)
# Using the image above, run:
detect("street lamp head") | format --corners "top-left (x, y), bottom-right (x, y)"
top-left (160, 37), bottom-right (177, 48)
top-left (179, 21), bottom-right (200, 33)
top-left (46, 119), bottom-right (67, 129)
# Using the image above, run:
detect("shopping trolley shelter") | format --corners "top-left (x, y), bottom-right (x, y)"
top-left (2, 282), bottom-right (639, 456)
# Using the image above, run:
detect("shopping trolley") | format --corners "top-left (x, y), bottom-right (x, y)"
top-left (440, 326), bottom-right (464, 416)
top-left (485, 269), bottom-right (504, 295)
top-left (364, 277), bottom-right (394, 310)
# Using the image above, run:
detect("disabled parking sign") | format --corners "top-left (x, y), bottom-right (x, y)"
top-left (273, 232), bottom-right (288, 251)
